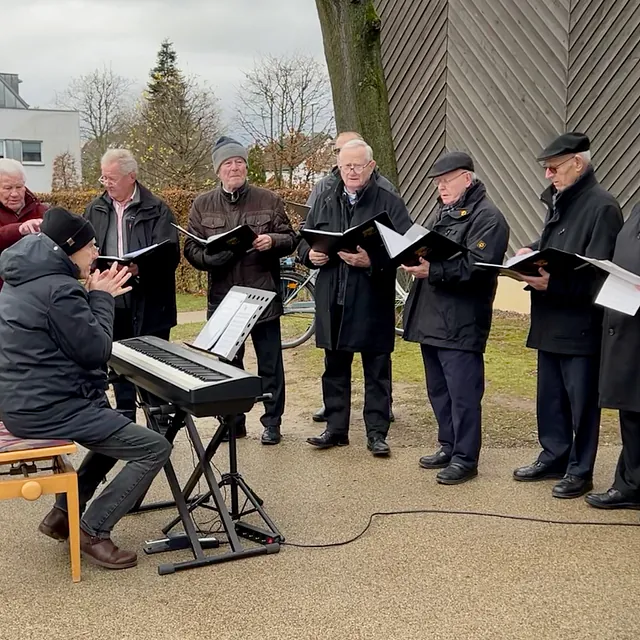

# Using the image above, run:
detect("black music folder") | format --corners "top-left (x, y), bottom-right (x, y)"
top-left (376, 221), bottom-right (467, 267)
top-left (173, 223), bottom-right (257, 253)
top-left (300, 211), bottom-right (393, 254)
top-left (476, 247), bottom-right (590, 279)
top-left (95, 239), bottom-right (172, 270)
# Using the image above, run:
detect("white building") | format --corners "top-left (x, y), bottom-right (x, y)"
top-left (0, 73), bottom-right (81, 193)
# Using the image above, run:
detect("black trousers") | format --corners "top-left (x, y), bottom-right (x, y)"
top-left (613, 410), bottom-right (640, 497)
top-left (224, 318), bottom-right (285, 429)
top-left (421, 345), bottom-right (484, 469)
top-left (111, 308), bottom-right (170, 423)
top-left (323, 350), bottom-right (391, 437)
top-left (536, 350), bottom-right (601, 478)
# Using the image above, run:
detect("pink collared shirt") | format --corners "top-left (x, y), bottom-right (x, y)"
top-left (112, 185), bottom-right (137, 256)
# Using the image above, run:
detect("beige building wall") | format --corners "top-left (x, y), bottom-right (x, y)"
top-left (493, 277), bottom-right (530, 315)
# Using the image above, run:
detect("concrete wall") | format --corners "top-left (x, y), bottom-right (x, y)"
top-left (0, 108), bottom-right (81, 192)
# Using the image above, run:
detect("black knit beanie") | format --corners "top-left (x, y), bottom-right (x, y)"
top-left (40, 207), bottom-right (96, 255)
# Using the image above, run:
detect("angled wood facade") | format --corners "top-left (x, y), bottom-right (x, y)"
top-left (375, 0), bottom-right (640, 252)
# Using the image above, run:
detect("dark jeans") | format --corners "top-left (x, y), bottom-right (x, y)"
top-left (223, 318), bottom-right (285, 430)
top-left (421, 345), bottom-right (484, 469)
top-left (322, 350), bottom-right (391, 437)
top-left (536, 350), bottom-right (601, 478)
top-left (55, 423), bottom-right (171, 538)
top-left (613, 410), bottom-right (640, 497)
top-left (111, 308), bottom-right (170, 423)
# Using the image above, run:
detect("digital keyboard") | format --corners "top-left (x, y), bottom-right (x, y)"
top-left (109, 336), bottom-right (263, 417)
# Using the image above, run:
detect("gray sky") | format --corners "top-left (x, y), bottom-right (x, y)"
top-left (2, 0), bottom-right (327, 136)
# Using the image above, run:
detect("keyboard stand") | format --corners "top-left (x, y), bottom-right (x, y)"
top-left (134, 395), bottom-right (284, 576)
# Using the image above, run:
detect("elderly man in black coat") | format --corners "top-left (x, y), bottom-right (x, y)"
top-left (585, 203), bottom-right (640, 510)
top-left (0, 208), bottom-right (171, 570)
top-left (298, 139), bottom-right (412, 456)
top-left (402, 151), bottom-right (509, 485)
top-left (513, 133), bottom-right (623, 499)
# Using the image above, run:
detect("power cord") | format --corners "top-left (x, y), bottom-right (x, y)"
top-left (282, 508), bottom-right (640, 549)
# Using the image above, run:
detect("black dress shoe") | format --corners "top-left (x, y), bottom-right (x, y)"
top-left (222, 423), bottom-right (247, 442)
top-left (367, 435), bottom-right (390, 457)
top-left (436, 463), bottom-right (478, 485)
top-left (261, 426), bottom-right (281, 445)
top-left (552, 474), bottom-right (593, 499)
top-left (306, 430), bottom-right (349, 448)
top-left (585, 487), bottom-right (640, 510)
top-left (312, 407), bottom-right (327, 423)
top-left (513, 461), bottom-right (565, 482)
top-left (419, 449), bottom-right (451, 469)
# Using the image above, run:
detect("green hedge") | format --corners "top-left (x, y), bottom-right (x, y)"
top-left (38, 185), bottom-right (311, 293)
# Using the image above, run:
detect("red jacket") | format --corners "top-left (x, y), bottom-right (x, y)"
top-left (0, 190), bottom-right (48, 289)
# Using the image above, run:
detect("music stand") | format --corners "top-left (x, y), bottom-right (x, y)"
top-left (128, 286), bottom-right (283, 575)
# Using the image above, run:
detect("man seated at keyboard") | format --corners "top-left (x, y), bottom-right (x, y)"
top-left (0, 207), bottom-right (171, 570)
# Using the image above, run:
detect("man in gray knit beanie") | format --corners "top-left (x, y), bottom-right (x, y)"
top-left (211, 136), bottom-right (249, 174)
top-left (184, 134), bottom-right (297, 446)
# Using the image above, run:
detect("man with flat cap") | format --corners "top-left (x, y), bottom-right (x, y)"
top-left (513, 132), bottom-right (623, 498)
top-left (402, 151), bottom-right (509, 485)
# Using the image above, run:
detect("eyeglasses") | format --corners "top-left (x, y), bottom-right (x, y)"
top-left (98, 175), bottom-right (121, 186)
top-left (0, 184), bottom-right (26, 194)
top-left (339, 161), bottom-right (372, 175)
top-left (542, 156), bottom-right (576, 175)
top-left (434, 171), bottom-right (468, 187)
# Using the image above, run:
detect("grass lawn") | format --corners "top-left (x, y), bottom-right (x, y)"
top-left (176, 293), bottom-right (207, 313)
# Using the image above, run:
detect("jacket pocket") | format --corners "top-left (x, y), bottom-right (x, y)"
top-left (201, 215), bottom-right (227, 235)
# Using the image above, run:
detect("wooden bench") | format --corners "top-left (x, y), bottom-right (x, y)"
top-left (0, 423), bottom-right (81, 582)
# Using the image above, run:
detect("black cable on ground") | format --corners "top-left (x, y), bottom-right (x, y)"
top-left (282, 508), bottom-right (640, 549)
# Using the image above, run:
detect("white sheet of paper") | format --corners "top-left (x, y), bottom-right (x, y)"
top-left (578, 256), bottom-right (640, 285)
top-left (375, 221), bottom-right (428, 258)
top-left (503, 251), bottom-right (541, 268)
top-left (212, 302), bottom-right (260, 358)
top-left (595, 274), bottom-right (640, 316)
top-left (191, 291), bottom-right (247, 350)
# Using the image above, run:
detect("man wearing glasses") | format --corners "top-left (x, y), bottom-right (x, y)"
top-left (513, 133), bottom-right (623, 498)
top-left (306, 131), bottom-right (398, 424)
top-left (402, 151), bottom-right (509, 485)
top-left (299, 139), bottom-right (412, 456)
top-left (84, 149), bottom-right (180, 425)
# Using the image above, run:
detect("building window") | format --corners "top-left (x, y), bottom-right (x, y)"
top-left (0, 140), bottom-right (42, 163)
top-left (22, 141), bottom-right (42, 163)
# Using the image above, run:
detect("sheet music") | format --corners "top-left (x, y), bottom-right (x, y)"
top-left (595, 274), bottom-right (640, 316)
top-left (191, 291), bottom-right (247, 350)
top-left (375, 221), bottom-right (428, 258)
top-left (212, 302), bottom-right (260, 359)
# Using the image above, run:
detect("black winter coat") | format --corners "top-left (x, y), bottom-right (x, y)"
top-left (298, 174), bottom-right (413, 353)
top-left (84, 183), bottom-right (180, 336)
top-left (599, 204), bottom-right (640, 412)
top-left (0, 234), bottom-right (130, 443)
top-left (526, 169), bottom-right (623, 356)
top-left (184, 183), bottom-right (297, 322)
top-left (403, 182), bottom-right (510, 352)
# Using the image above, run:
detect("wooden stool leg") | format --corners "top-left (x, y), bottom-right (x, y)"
top-left (66, 474), bottom-right (82, 583)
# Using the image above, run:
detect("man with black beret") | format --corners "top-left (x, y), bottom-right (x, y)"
top-left (402, 151), bottom-right (509, 485)
top-left (513, 132), bottom-right (623, 498)
top-left (0, 207), bottom-right (171, 569)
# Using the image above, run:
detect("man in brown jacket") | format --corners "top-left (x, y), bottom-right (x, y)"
top-left (184, 136), bottom-right (297, 444)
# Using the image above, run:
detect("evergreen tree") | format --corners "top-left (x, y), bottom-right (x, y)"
top-left (148, 39), bottom-right (183, 98)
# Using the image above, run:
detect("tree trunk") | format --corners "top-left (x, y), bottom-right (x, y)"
top-left (315, 0), bottom-right (398, 185)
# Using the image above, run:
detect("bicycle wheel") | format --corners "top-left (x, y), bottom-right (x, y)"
top-left (280, 271), bottom-right (316, 349)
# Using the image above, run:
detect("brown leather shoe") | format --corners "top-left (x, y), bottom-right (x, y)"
top-left (80, 530), bottom-right (138, 570)
top-left (39, 507), bottom-right (69, 541)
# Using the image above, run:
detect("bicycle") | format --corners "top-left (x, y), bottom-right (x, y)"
top-left (279, 256), bottom-right (411, 348)
top-left (279, 256), bottom-right (317, 349)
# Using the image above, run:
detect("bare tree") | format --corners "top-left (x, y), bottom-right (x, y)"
top-left (236, 54), bottom-right (334, 186)
top-left (55, 66), bottom-right (134, 185)
top-left (51, 152), bottom-right (80, 191)
top-left (128, 76), bottom-right (222, 190)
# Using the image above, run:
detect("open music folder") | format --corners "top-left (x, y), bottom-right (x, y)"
top-left (172, 223), bottom-right (257, 254)
top-left (375, 221), bottom-right (466, 266)
top-left (95, 239), bottom-right (172, 269)
top-left (475, 247), bottom-right (589, 279)
top-left (189, 286), bottom-right (276, 361)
